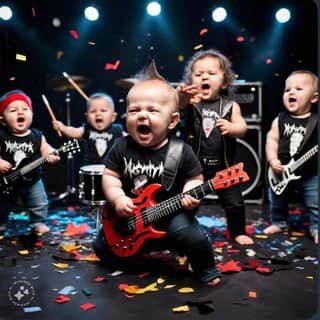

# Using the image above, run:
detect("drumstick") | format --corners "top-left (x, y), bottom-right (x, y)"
top-left (41, 94), bottom-right (63, 137)
top-left (62, 72), bottom-right (89, 100)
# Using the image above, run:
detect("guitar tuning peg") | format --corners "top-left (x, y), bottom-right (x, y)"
top-left (231, 178), bottom-right (235, 183)
top-left (239, 176), bottom-right (243, 181)
top-left (235, 166), bottom-right (239, 172)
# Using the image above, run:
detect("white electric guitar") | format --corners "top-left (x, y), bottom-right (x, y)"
top-left (268, 145), bottom-right (318, 195)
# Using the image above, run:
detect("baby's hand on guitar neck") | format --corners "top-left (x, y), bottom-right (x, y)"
top-left (181, 194), bottom-right (201, 211)
top-left (0, 158), bottom-right (13, 173)
top-left (114, 195), bottom-right (137, 218)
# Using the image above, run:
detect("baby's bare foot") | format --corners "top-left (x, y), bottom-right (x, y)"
top-left (263, 225), bottom-right (282, 234)
top-left (206, 277), bottom-right (221, 286)
top-left (234, 234), bottom-right (254, 245)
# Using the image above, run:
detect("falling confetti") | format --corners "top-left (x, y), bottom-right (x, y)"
top-left (52, 17), bottom-right (61, 27)
top-left (16, 54), bottom-right (27, 61)
top-left (193, 44), bottom-right (203, 50)
top-left (199, 28), bottom-right (208, 36)
top-left (69, 30), bottom-right (79, 39)
top-left (104, 59), bottom-right (120, 70)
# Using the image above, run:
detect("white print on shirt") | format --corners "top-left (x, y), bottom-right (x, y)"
top-left (123, 158), bottom-right (164, 180)
top-left (202, 108), bottom-right (220, 138)
top-left (131, 174), bottom-right (148, 196)
top-left (283, 123), bottom-right (306, 156)
top-left (4, 140), bottom-right (34, 169)
top-left (89, 130), bottom-right (113, 157)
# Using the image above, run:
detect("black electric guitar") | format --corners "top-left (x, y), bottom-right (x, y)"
top-left (102, 162), bottom-right (249, 258)
top-left (0, 139), bottom-right (80, 194)
top-left (268, 145), bottom-right (318, 195)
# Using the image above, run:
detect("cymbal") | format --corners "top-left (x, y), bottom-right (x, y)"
top-left (115, 78), bottom-right (138, 89)
top-left (47, 75), bottom-right (90, 92)
top-left (115, 78), bottom-right (180, 89)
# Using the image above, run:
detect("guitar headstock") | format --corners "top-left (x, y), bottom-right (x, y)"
top-left (212, 162), bottom-right (249, 190)
top-left (60, 139), bottom-right (81, 155)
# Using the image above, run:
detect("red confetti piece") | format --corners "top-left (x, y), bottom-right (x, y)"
top-left (137, 272), bottom-right (150, 279)
top-left (94, 276), bottom-right (106, 282)
top-left (55, 295), bottom-right (71, 304)
top-left (104, 60), bottom-right (121, 70)
top-left (118, 284), bottom-right (128, 291)
top-left (213, 241), bottom-right (227, 248)
top-left (199, 28), bottom-right (208, 36)
top-left (236, 36), bottom-right (245, 43)
top-left (32, 7), bottom-right (36, 17)
top-left (69, 30), bottom-right (79, 39)
top-left (227, 249), bottom-right (240, 254)
top-left (80, 303), bottom-right (96, 310)
top-left (34, 241), bottom-right (43, 247)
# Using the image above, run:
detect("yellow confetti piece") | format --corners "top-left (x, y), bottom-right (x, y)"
top-left (18, 250), bottom-right (29, 255)
top-left (215, 248), bottom-right (223, 253)
top-left (61, 244), bottom-right (82, 252)
top-left (124, 281), bottom-right (158, 295)
top-left (193, 44), bottom-right (203, 50)
top-left (164, 284), bottom-right (176, 289)
top-left (56, 50), bottom-right (64, 59)
top-left (178, 287), bottom-right (194, 293)
top-left (178, 54), bottom-right (184, 62)
top-left (16, 53), bottom-right (27, 61)
top-left (248, 291), bottom-right (257, 298)
top-left (255, 234), bottom-right (268, 239)
top-left (52, 262), bottom-right (69, 269)
top-left (289, 237), bottom-right (298, 241)
top-left (306, 276), bottom-right (314, 280)
top-left (172, 305), bottom-right (190, 313)
top-left (157, 277), bottom-right (165, 284)
top-left (0, 235), bottom-right (4, 240)
top-left (81, 254), bottom-right (100, 262)
top-left (9, 76), bottom-right (16, 81)
top-left (291, 232), bottom-right (304, 237)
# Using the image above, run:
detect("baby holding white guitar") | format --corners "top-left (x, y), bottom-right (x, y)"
top-left (264, 70), bottom-right (318, 244)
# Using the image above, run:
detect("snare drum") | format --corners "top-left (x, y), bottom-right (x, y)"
top-left (78, 164), bottom-right (106, 205)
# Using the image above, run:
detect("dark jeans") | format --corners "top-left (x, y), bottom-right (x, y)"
top-left (93, 212), bottom-right (221, 283)
top-left (202, 165), bottom-right (247, 238)
top-left (0, 179), bottom-right (48, 224)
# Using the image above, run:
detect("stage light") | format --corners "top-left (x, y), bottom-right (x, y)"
top-left (275, 8), bottom-right (291, 23)
top-left (0, 5), bottom-right (13, 21)
top-left (84, 6), bottom-right (99, 21)
top-left (212, 7), bottom-right (227, 22)
top-left (146, 2), bottom-right (161, 17)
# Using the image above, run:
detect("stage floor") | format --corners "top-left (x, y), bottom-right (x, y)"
top-left (0, 199), bottom-right (318, 320)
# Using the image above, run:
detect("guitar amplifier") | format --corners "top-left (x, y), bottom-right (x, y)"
top-left (229, 81), bottom-right (263, 122)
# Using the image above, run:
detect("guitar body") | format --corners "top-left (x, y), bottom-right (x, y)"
top-left (268, 161), bottom-right (301, 196)
top-left (101, 162), bottom-right (250, 258)
top-left (102, 183), bottom-right (167, 258)
top-left (268, 145), bottom-right (318, 196)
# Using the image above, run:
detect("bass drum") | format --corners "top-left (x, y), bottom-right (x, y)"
top-left (205, 138), bottom-right (263, 203)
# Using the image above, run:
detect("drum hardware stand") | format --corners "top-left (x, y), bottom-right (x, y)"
top-left (92, 205), bottom-right (104, 235)
top-left (57, 92), bottom-right (77, 201)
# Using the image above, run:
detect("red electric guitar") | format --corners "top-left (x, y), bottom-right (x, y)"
top-left (102, 162), bottom-right (249, 258)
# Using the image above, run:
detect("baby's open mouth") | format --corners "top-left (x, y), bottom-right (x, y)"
top-left (137, 125), bottom-right (151, 134)
top-left (202, 83), bottom-right (210, 90)
top-left (289, 97), bottom-right (296, 103)
top-left (17, 117), bottom-right (25, 123)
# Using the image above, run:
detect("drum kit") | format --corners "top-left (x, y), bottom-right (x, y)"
top-left (46, 73), bottom-right (139, 231)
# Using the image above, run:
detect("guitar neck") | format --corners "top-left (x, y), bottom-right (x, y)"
top-left (291, 145), bottom-right (318, 172)
top-left (143, 180), bottom-right (214, 224)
